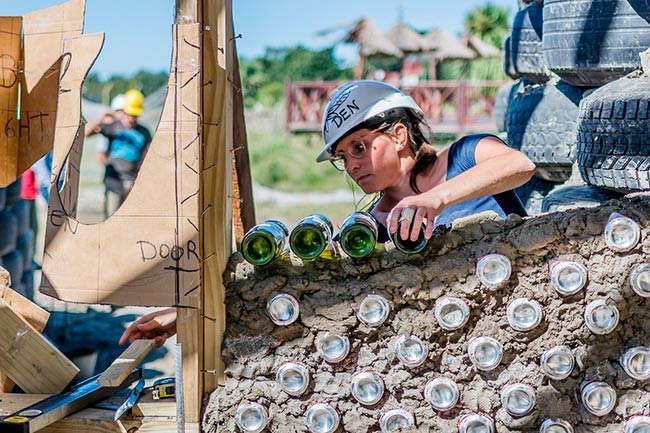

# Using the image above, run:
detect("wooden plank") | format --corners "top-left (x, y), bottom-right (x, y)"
top-left (0, 285), bottom-right (51, 392)
top-left (174, 0), bottom-right (202, 425)
top-left (231, 44), bottom-right (256, 243)
top-left (0, 394), bottom-right (198, 433)
top-left (96, 340), bottom-right (155, 387)
top-left (199, 0), bottom-right (230, 405)
top-left (0, 298), bottom-right (78, 394)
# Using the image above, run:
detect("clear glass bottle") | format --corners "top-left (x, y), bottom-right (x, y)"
top-left (550, 261), bottom-right (587, 296)
top-left (290, 213), bottom-right (333, 260)
top-left (350, 371), bottom-right (384, 406)
top-left (500, 383), bottom-right (536, 417)
top-left (539, 419), bottom-right (574, 433)
top-left (241, 219), bottom-right (289, 265)
top-left (506, 298), bottom-right (543, 332)
top-left (620, 346), bottom-right (650, 381)
top-left (235, 402), bottom-right (268, 433)
top-left (468, 337), bottom-right (503, 371)
top-left (435, 297), bottom-right (470, 331)
top-left (476, 254), bottom-right (512, 286)
top-left (266, 293), bottom-right (300, 326)
top-left (395, 335), bottom-right (428, 368)
top-left (305, 403), bottom-right (339, 433)
top-left (424, 378), bottom-right (459, 412)
top-left (540, 346), bottom-right (574, 380)
top-left (317, 332), bottom-right (350, 363)
top-left (379, 409), bottom-right (415, 433)
top-left (580, 381), bottom-right (617, 417)
top-left (604, 212), bottom-right (641, 252)
top-left (338, 211), bottom-right (378, 258)
top-left (275, 362), bottom-right (310, 396)
top-left (630, 263), bottom-right (650, 298)
top-left (357, 294), bottom-right (390, 327)
top-left (624, 415), bottom-right (650, 433)
top-left (457, 414), bottom-right (494, 433)
top-left (584, 300), bottom-right (619, 335)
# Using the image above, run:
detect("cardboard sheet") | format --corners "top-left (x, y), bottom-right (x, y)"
top-left (0, 0), bottom-right (86, 187)
top-left (41, 23), bottom-right (201, 307)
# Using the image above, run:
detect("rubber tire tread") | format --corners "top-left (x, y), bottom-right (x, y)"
top-left (0, 210), bottom-right (18, 256)
top-left (16, 229), bottom-right (34, 272)
top-left (5, 179), bottom-right (21, 208)
top-left (506, 80), bottom-right (590, 182)
top-left (494, 81), bottom-right (517, 133)
top-left (577, 75), bottom-right (650, 191)
top-left (511, 3), bottom-right (548, 83)
top-left (1, 250), bottom-right (24, 290)
top-left (543, 0), bottom-right (650, 87)
top-left (10, 199), bottom-right (30, 237)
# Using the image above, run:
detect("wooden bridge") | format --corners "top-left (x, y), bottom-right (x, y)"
top-left (285, 79), bottom-right (507, 136)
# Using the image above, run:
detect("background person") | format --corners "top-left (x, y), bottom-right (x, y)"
top-left (85, 89), bottom-right (152, 218)
top-left (316, 80), bottom-right (536, 243)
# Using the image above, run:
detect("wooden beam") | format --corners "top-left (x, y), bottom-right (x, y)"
top-left (0, 394), bottom-right (199, 433)
top-left (0, 298), bottom-right (77, 394)
top-left (199, 0), bottom-right (230, 403)
top-left (231, 43), bottom-right (256, 243)
top-left (0, 285), bottom-right (51, 392)
top-left (97, 340), bottom-right (155, 387)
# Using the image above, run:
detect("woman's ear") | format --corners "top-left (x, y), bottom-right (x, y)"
top-left (393, 122), bottom-right (408, 150)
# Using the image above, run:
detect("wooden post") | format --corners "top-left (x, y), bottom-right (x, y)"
top-left (198, 0), bottom-right (231, 406)
top-left (174, 0), bottom-right (201, 423)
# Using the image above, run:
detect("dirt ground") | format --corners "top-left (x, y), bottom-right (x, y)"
top-left (204, 194), bottom-right (650, 433)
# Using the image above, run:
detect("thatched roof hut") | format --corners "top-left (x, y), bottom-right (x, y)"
top-left (423, 27), bottom-right (476, 60)
top-left (343, 17), bottom-right (404, 79)
top-left (386, 22), bottom-right (430, 54)
top-left (461, 34), bottom-right (501, 58)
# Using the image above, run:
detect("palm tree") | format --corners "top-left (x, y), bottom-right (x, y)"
top-left (464, 3), bottom-right (511, 48)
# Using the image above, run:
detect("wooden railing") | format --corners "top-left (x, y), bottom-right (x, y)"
top-left (285, 79), bottom-right (507, 135)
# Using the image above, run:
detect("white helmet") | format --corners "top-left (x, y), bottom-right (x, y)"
top-left (316, 80), bottom-right (423, 162)
top-left (110, 94), bottom-right (126, 111)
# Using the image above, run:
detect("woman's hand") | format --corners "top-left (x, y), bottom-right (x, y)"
top-left (119, 308), bottom-right (178, 348)
top-left (387, 191), bottom-right (445, 241)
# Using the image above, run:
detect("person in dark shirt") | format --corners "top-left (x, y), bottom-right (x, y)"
top-left (315, 80), bottom-right (536, 243)
top-left (85, 90), bottom-right (152, 217)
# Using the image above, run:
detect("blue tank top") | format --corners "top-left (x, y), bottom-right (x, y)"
top-left (375, 133), bottom-right (526, 242)
top-left (435, 133), bottom-right (527, 227)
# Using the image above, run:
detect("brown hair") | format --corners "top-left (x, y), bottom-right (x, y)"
top-left (384, 109), bottom-right (436, 194)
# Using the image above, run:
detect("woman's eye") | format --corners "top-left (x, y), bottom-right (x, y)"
top-left (353, 142), bottom-right (365, 155)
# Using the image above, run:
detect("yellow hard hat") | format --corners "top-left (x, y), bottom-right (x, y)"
top-left (123, 89), bottom-right (144, 116)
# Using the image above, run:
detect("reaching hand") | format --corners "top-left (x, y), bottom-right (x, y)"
top-left (119, 308), bottom-right (178, 348)
top-left (386, 192), bottom-right (444, 242)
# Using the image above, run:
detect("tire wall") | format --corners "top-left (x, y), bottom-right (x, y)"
top-left (506, 80), bottom-right (592, 182)
top-left (543, 0), bottom-right (650, 87)
top-left (0, 178), bottom-right (35, 299)
top-left (577, 74), bottom-right (650, 191)
top-left (205, 195), bottom-right (650, 433)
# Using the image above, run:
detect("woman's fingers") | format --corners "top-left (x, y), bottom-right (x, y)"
top-left (410, 208), bottom-right (426, 241)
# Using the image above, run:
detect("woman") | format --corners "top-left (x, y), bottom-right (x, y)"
top-left (316, 80), bottom-right (536, 243)
top-left (120, 80), bottom-right (536, 347)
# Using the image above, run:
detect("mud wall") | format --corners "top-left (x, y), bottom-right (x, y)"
top-left (204, 194), bottom-right (650, 433)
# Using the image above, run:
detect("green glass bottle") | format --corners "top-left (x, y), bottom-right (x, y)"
top-left (290, 214), bottom-right (333, 260)
top-left (389, 221), bottom-right (428, 254)
top-left (339, 212), bottom-right (378, 258)
top-left (240, 219), bottom-right (289, 266)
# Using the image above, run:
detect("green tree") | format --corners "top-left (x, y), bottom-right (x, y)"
top-left (464, 3), bottom-right (511, 48)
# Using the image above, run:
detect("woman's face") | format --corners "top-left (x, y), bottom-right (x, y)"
top-left (334, 127), bottom-right (401, 193)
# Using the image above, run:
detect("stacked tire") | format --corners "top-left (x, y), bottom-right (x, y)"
top-left (0, 178), bottom-right (35, 299)
top-left (502, 0), bottom-right (650, 214)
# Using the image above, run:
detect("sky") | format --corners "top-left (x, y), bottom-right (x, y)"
top-left (2, 0), bottom-right (518, 78)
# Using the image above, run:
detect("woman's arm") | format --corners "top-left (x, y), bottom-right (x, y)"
top-left (388, 136), bottom-right (536, 241)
